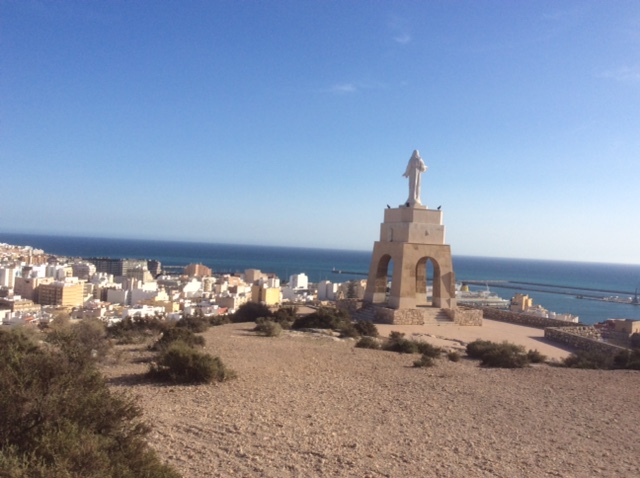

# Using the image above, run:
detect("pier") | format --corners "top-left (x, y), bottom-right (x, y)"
top-left (462, 280), bottom-right (636, 298)
top-left (331, 269), bottom-right (368, 276)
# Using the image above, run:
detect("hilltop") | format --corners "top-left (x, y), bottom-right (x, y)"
top-left (102, 322), bottom-right (640, 477)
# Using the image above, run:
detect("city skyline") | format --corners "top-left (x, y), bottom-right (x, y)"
top-left (2, 1), bottom-right (640, 264)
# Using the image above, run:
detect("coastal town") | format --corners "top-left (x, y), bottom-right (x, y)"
top-left (0, 240), bottom-right (572, 325)
top-left (0, 240), bottom-right (368, 327)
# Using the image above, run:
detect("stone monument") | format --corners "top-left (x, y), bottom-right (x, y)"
top-left (362, 150), bottom-right (481, 325)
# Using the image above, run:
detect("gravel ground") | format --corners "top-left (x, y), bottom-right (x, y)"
top-left (102, 323), bottom-right (640, 478)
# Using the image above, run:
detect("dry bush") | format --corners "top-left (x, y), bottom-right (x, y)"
top-left (151, 327), bottom-right (205, 351)
top-left (353, 320), bottom-right (379, 337)
top-left (254, 318), bottom-right (283, 337)
top-left (355, 336), bottom-right (381, 349)
top-left (413, 354), bottom-right (436, 368)
top-left (107, 315), bottom-right (172, 344)
top-left (466, 339), bottom-right (530, 368)
top-left (233, 302), bottom-right (272, 323)
top-left (46, 319), bottom-right (111, 363)
top-left (148, 341), bottom-right (233, 384)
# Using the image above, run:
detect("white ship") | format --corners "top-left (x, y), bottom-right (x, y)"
top-left (455, 283), bottom-right (510, 309)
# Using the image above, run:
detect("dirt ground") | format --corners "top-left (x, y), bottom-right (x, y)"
top-left (102, 322), bottom-right (640, 478)
top-left (376, 318), bottom-right (575, 361)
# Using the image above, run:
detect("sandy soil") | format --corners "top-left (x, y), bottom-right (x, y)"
top-left (103, 322), bottom-right (640, 478)
top-left (376, 318), bottom-right (575, 361)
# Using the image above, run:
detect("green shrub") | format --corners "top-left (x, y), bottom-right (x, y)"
top-left (466, 339), bottom-right (495, 359)
top-left (447, 350), bottom-right (461, 362)
top-left (382, 331), bottom-right (418, 354)
top-left (254, 318), bottom-right (283, 337)
top-left (46, 319), bottom-right (111, 363)
top-left (480, 344), bottom-right (529, 368)
top-left (353, 320), bottom-right (379, 337)
top-left (209, 314), bottom-right (231, 326)
top-left (355, 336), bottom-right (381, 349)
top-left (527, 349), bottom-right (547, 364)
top-left (382, 336), bottom-right (442, 357)
top-left (177, 314), bottom-right (209, 333)
top-left (148, 341), bottom-right (232, 384)
top-left (152, 327), bottom-right (205, 351)
top-left (233, 302), bottom-right (272, 323)
top-left (272, 306), bottom-right (297, 329)
top-left (466, 340), bottom-right (530, 368)
top-left (416, 341), bottom-right (443, 358)
top-left (107, 315), bottom-right (172, 344)
top-left (337, 321), bottom-right (359, 338)
top-left (563, 350), bottom-right (613, 369)
top-left (611, 349), bottom-right (640, 370)
top-left (612, 350), bottom-right (630, 369)
top-left (0, 328), bottom-right (179, 477)
top-left (291, 307), bottom-right (351, 330)
top-left (563, 348), bottom-right (640, 370)
top-left (289, 307), bottom-right (376, 339)
top-left (413, 354), bottom-right (436, 368)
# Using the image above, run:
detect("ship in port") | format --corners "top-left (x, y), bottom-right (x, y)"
top-left (455, 283), bottom-right (510, 309)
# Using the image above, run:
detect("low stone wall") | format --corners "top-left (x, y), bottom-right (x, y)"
top-left (445, 307), bottom-right (483, 326)
top-left (601, 330), bottom-right (632, 348)
top-left (375, 307), bottom-right (425, 325)
top-left (544, 327), bottom-right (627, 356)
top-left (481, 307), bottom-right (583, 329)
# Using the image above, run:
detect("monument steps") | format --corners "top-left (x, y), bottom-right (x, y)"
top-left (351, 305), bottom-right (377, 323)
top-left (418, 307), bottom-right (454, 325)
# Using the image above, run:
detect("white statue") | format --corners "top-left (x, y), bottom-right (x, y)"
top-left (403, 149), bottom-right (427, 207)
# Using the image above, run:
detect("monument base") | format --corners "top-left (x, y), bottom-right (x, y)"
top-left (351, 303), bottom-right (482, 326)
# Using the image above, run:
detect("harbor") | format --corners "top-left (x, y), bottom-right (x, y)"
top-left (463, 279), bottom-right (639, 302)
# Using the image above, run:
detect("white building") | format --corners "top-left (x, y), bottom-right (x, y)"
top-left (184, 301), bottom-right (220, 317)
top-left (122, 304), bottom-right (166, 318)
top-left (45, 264), bottom-right (72, 280)
top-left (289, 273), bottom-right (308, 290)
top-left (259, 275), bottom-right (280, 288)
top-left (0, 265), bottom-right (18, 288)
top-left (317, 280), bottom-right (339, 301)
top-left (21, 264), bottom-right (47, 279)
top-left (131, 285), bottom-right (160, 305)
top-left (182, 278), bottom-right (202, 298)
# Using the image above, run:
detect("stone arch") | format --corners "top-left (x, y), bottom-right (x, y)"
top-left (415, 256), bottom-right (442, 307)
top-left (364, 237), bottom-right (456, 310)
top-left (367, 253), bottom-right (393, 304)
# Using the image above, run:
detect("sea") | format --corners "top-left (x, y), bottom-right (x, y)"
top-left (2, 232), bottom-right (640, 326)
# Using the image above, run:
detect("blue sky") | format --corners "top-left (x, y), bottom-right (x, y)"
top-left (2, 1), bottom-right (639, 264)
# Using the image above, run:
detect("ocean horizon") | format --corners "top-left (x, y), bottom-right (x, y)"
top-left (2, 232), bottom-right (640, 326)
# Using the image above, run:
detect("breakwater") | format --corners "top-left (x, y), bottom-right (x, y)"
top-left (331, 269), bottom-right (368, 276)
top-left (464, 280), bottom-right (636, 298)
